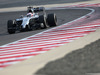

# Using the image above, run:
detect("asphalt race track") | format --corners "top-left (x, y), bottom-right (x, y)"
top-left (0, 0), bottom-right (100, 74)
top-left (0, 9), bottom-right (91, 46)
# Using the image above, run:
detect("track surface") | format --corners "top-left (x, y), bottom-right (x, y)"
top-left (0, 0), bottom-right (90, 8)
top-left (0, 0), bottom-right (99, 74)
top-left (0, 0), bottom-right (100, 72)
top-left (0, 9), bottom-right (91, 46)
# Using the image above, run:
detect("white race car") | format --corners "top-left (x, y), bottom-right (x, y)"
top-left (7, 7), bottom-right (57, 34)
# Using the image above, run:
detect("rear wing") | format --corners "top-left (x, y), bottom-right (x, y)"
top-left (27, 6), bottom-right (45, 13)
top-left (34, 7), bottom-right (45, 12)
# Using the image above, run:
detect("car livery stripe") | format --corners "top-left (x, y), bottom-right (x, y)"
top-left (0, 3), bottom-right (100, 69)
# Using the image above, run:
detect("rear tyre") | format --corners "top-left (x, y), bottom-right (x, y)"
top-left (7, 20), bottom-right (16, 34)
top-left (47, 13), bottom-right (57, 27)
top-left (39, 15), bottom-right (48, 29)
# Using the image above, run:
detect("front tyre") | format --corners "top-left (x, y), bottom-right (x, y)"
top-left (7, 20), bottom-right (16, 34)
top-left (47, 13), bottom-right (57, 27)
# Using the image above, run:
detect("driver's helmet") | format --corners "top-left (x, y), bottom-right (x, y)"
top-left (29, 9), bottom-right (33, 13)
top-left (27, 13), bottom-right (33, 17)
top-left (27, 8), bottom-right (34, 13)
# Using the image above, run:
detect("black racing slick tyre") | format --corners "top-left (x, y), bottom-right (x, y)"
top-left (7, 20), bottom-right (16, 34)
top-left (39, 15), bottom-right (48, 29)
top-left (47, 13), bottom-right (57, 27)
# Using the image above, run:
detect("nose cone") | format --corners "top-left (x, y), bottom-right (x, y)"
top-left (21, 17), bottom-right (30, 28)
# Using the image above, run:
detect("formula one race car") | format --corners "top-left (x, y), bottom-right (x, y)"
top-left (7, 6), bottom-right (57, 34)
